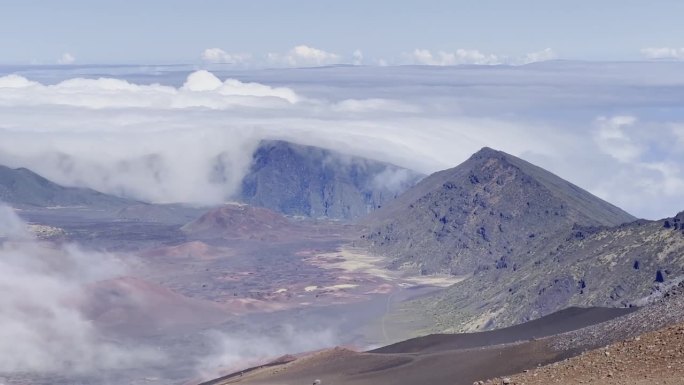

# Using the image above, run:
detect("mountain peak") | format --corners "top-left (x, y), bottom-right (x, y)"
top-left (470, 146), bottom-right (507, 160)
top-left (362, 147), bottom-right (636, 275)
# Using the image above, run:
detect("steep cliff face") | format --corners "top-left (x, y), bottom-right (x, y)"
top-left (238, 140), bottom-right (423, 220)
top-left (362, 147), bottom-right (635, 275)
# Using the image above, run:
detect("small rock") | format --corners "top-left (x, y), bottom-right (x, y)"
top-left (502, 378), bottom-right (511, 385)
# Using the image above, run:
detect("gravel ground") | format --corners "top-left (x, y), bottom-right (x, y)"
top-left (482, 280), bottom-right (684, 385)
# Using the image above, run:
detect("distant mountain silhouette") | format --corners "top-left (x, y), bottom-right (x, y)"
top-left (0, 165), bottom-right (132, 208)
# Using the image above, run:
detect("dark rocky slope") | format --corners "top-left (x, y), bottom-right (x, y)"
top-left (362, 147), bottom-right (635, 275)
top-left (238, 140), bottom-right (423, 220)
top-left (399, 211), bottom-right (684, 332)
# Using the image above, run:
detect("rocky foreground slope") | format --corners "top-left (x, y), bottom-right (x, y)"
top-left (485, 322), bottom-right (684, 385)
top-left (362, 147), bottom-right (634, 275)
top-left (238, 140), bottom-right (423, 220)
top-left (484, 279), bottom-right (684, 384)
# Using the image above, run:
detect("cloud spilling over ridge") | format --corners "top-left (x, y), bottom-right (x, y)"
top-left (0, 205), bottom-right (162, 374)
top-left (0, 64), bottom-right (682, 218)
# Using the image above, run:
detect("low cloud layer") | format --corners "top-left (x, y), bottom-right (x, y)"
top-left (0, 205), bottom-right (162, 375)
top-left (0, 63), bottom-right (683, 219)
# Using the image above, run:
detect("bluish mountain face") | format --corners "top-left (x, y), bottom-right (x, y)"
top-left (237, 140), bottom-right (424, 220)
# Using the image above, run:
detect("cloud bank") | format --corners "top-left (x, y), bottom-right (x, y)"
top-left (202, 45), bottom-right (343, 67)
top-left (0, 63), bottom-right (683, 219)
top-left (405, 47), bottom-right (556, 66)
top-left (200, 45), bottom-right (556, 67)
top-left (201, 48), bottom-right (252, 65)
top-left (641, 47), bottom-right (684, 60)
top-left (0, 205), bottom-right (161, 375)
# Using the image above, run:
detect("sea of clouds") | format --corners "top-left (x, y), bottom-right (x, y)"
top-left (0, 61), bottom-right (683, 219)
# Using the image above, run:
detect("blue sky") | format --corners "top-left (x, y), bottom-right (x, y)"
top-left (2, 0), bottom-right (684, 64)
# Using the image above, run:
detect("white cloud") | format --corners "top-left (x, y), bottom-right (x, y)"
top-left (405, 48), bottom-right (555, 66)
top-left (267, 45), bottom-right (341, 67)
top-left (0, 64), bottom-right (682, 219)
top-left (0, 73), bottom-right (39, 88)
top-left (181, 70), bottom-right (300, 102)
top-left (57, 52), bottom-right (75, 65)
top-left (407, 48), bottom-right (501, 66)
top-left (519, 48), bottom-right (557, 64)
top-left (593, 116), bottom-right (642, 163)
top-left (201, 48), bottom-right (252, 65)
top-left (0, 70), bottom-right (300, 109)
top-left (352, 49), bottom-right (364, 65)
top-left (197, 46), bottom-right (555, 68)
top-left (641, 47), bottom-right (684, 60)
top-left (0, 205), bottom-right (162, 374)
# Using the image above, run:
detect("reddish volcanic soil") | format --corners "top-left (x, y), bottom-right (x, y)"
top-left (483, 322), bottom-right (684, 385)
top-left (201, 307), bottom-right (633, 385)
top-left (142, 241), bottom-right (232, 260)
top-left (181, 204), bottom-right (296, 240)
top-left (83, 276), bottom-right (230, 336)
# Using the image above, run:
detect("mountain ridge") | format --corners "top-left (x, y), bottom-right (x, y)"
top-left (361, 147), bottom-right (635, 275)
top-left (0, 164), bottom-right (134, 208)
